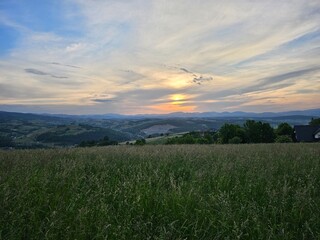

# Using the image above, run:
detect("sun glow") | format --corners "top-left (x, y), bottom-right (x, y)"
top-left (148, 104), bottom-right (196, 113)
top-left (171, 94), bottom-right (185, 102)
top-left (144, 94), bottom-right (197, 113)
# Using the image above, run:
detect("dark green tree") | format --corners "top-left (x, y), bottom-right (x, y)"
top-left (309, 118), bottom-right (320, 126)
top-left (276, 123), bottom-right (294, 136)
top-left (219, 123), bottom-right (244, 144)
top-left (244, 120), bottom-right (259, 143)
top-left (204, 133), bottom-right (214, 143)
top-left (135, 139), bottom-right (146, 145)
top-left (244, 120), bottom-right (275, 143)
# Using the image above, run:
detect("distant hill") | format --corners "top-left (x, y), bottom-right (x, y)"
top-left (0, 111), bottom-right (65, 122)
top-left (39, 108), bottom-right (320, 119)
top-left (0, 109), bottom-right (318, 149)
top-left (0, 111), bottom-right (132, 148)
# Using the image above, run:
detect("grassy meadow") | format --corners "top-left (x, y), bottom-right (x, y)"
top-left (1, 143), bottom-right (320, 239)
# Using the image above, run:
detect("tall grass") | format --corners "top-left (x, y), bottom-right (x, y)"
top-left (0, 144), bottom-right (319, 239)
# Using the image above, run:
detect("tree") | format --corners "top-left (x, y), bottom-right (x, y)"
top-left (276, 123), bottom-right (294, 136)
top-left (309, 118), bottom-right (320, 126)
top-left (243, 120), bottom-right (275, 143)
top-left (275, 123), bottom-right (294, 142)
top-left (260, 123), bottom-right (276, 143)
top-left (219, 124), bottom-right (244, 144)
top-left (243, 120), bottom-right (260, 143)
top-left (204, 133), bottom-right (214, 143)
top-left (135, 139), bottom-right (146, 145)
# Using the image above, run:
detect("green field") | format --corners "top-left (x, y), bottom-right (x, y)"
top-left (1, 144), bottom-right (320, 239)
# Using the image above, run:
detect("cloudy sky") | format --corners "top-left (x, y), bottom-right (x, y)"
top-left (0, 0), bottom-right (319, 114)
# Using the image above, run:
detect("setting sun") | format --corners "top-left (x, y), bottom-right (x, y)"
top-left (171, 94), bottom-right (185, 102)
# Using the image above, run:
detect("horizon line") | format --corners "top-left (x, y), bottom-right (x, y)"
top-left (1, 108), bottom-right (320, 117)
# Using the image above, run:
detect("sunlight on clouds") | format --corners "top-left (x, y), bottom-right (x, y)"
top-left (140, 93), bottom-right (198, 113)
top-left (171, 94), bottom-right (185, 102)
top-left (167, 75), bottom-right (191, 89)
top-left (0, 97), bottom-right (84, 105)
top-left (147, 70), bottom-right (192, 89)
top-left (170, 94), bottom-right (193, 106)
top-left (0, 0), bottom-right (319, 114)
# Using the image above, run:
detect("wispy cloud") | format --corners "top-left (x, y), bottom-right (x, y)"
top-left (240, 67), bottom-right (320, 94)
top-left (50, 62), bottom-right (82, 69)
top-left (25, 68), bottom-right (68, 79)
top-left (91, 99), bottom-right (113, 103)
top-left (0, 0), bottom-right (319, 114)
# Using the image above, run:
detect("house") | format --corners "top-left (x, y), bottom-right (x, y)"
top-left (294, 125), bottom-right (320, 142)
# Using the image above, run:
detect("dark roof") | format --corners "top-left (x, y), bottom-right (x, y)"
top-left (294, 125), bottom-right (320, 142)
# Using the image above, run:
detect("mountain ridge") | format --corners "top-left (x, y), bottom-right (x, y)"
top-left (1, 108), bottom-right (319, 120)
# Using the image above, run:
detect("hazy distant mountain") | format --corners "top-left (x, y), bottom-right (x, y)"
top-left (53, 109), bottom-right (320, 119)
top-left (161, 109), bottom-right (320, 119)
top-left (1, 108), bottom-right (320, 120)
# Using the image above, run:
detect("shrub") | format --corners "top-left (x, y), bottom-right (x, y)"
top-left (228, 136), bottom-right (242, 144)
top-left (135, 139), bottom-right (146, 145)
top-left (275, 135), bottom-right (293, 143)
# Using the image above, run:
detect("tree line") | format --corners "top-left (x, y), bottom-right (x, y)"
top-left (78, 136), bottom-right (118, 147)
top-left (217, 120), bottom-right (293, 144)
top-left (166, 120), bottom-right (303, 145)
top-left (76, 117), bottom-right (320, 146)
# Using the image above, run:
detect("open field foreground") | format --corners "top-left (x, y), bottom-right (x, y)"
top-left (1, 144), bottom-right (320, 239)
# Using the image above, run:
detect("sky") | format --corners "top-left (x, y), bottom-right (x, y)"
top-left (0, 0), bottom-right (319, 115)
